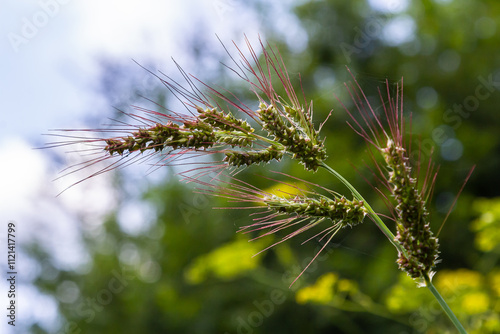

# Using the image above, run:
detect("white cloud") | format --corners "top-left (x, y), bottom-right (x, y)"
top-left (0, 138), bottom-right (48, 220)
top-left (0, 1), bottom-right (299, 332)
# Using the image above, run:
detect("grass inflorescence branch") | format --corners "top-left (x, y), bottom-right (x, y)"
top-left (47, 37), bottom-right (468, 333)
top-left (382, 139), bottom-right (439, 280)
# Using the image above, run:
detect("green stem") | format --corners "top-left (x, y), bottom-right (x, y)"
top-left (424, 274), bottom-right (468, 334)
top-left (320, 162), bottom-right (407, 257)
top-left (320, 162), bottom-right (467, 333)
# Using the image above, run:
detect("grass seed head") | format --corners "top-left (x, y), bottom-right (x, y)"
top-left (341, 70), bottom-right (440, 281)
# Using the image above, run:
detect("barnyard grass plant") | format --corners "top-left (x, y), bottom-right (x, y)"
top-left (48, 37), bottom-right (469, 333)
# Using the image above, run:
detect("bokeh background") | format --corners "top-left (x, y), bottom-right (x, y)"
top-left (1, 0), bottom-right (500, 333)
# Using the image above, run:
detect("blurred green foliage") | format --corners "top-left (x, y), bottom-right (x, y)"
top-left (32, 0), bottom-right (500, 333)
top-left (472, 198), bottom-right (500, 252)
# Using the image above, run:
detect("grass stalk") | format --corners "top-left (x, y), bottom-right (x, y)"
top-left (320, 162), bottom-right (406, 257)
top-left (321, 161), bottom-right (467, 333)
top-left (424, 274), bottom-right (468, 334)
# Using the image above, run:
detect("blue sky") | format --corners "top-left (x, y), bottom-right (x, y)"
top-left (0, 0), bottom-right (413, 332)
top-left (0, 1), bottom-right (272, 332)
top-left (0, 0), bottom-right (304, 240)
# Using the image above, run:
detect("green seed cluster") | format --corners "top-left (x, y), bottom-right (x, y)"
top-left (105, 121), bottom-right (217, 156)
top-left (223, 145), bottom-right (284, 167)
top-left (103, 101), bottom-right (327, 172)
top-left (198, 107), bottom-right (254, 133)
top-left (383, 139), bottom-right (439, 279)
top-left (258, 103), bottom-right (327, 171)
top-left (104, 107), bottom-right (262, 161)
top-left (216, 132), bottom-right (254, 147)
top-left (104, 105), bottom-right (263, 157)
top-left (266, 195), bottom-right (367, 227)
